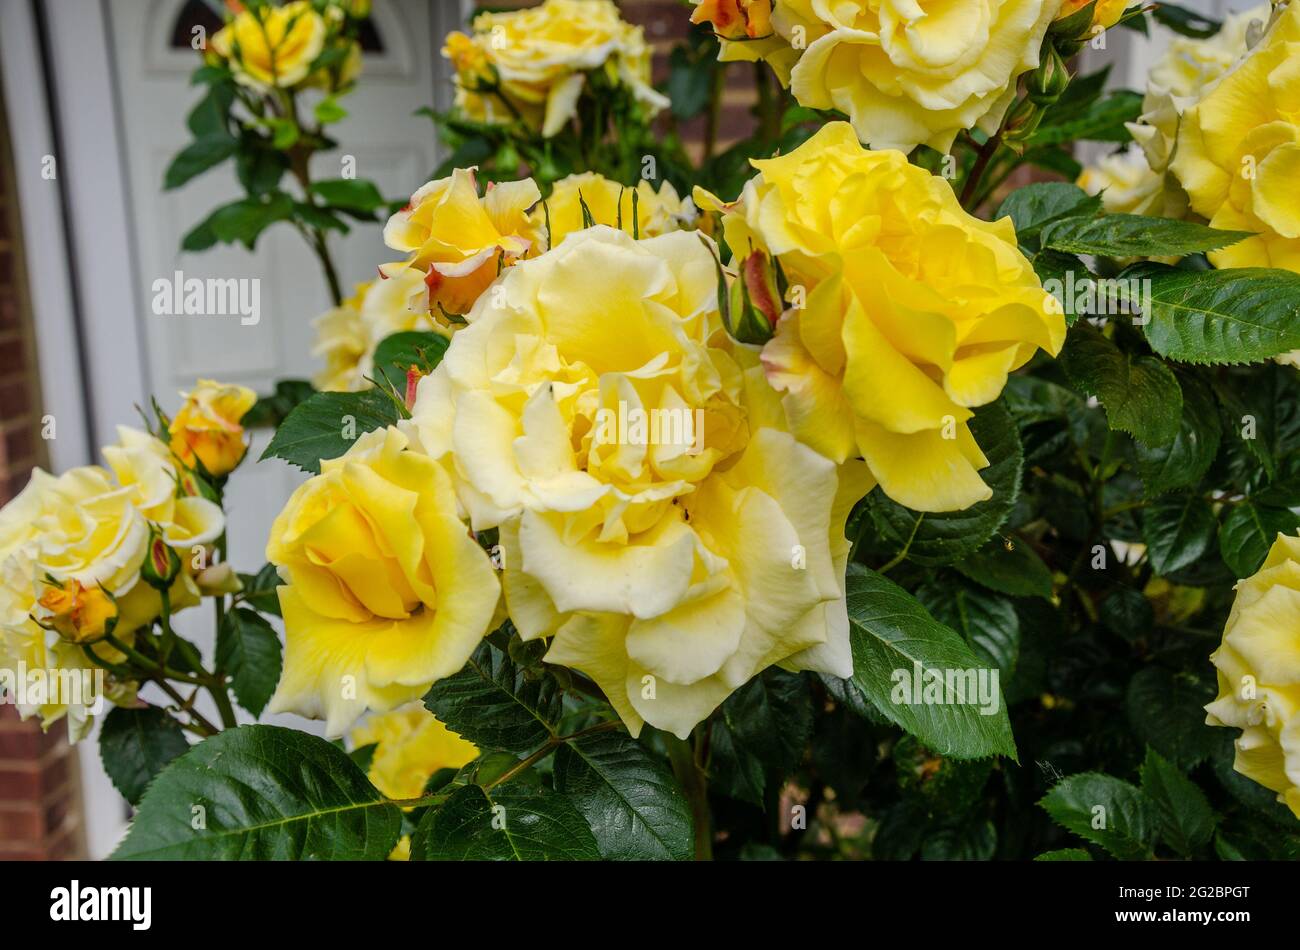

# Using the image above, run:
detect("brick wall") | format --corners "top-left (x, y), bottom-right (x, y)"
top-left (0, 64), bottom-right (85, 861)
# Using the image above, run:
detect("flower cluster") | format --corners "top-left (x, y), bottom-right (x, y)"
top-left (443, 0), bottom-right (668, 139)
top-left (208, 0), bottom-right (366, 94)
top-left (0, 384), bottom-right (252, 738)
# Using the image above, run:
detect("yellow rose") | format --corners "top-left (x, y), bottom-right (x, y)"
top-left (443, 0), bottom-right (668, 138)
top-left (695, 122), bottom-right (1064, 513)
top-left (168, 379), bottom-right (257, 478)
top-left (0, 473), bottom-right (144, 738)
top-left (265, 426), bottom-right (500, 736)
top-left (1056, 0), bottom-right (1128, 30)
top-left (536, 172), bottom-right (696, 249)
top-left (749, 0), bottom-right (1061, 151)
top-left (1078, 152), bottom-right (1187, 219)
top-left (34, 579), bottom-right (117, 644)
top-left (349, 703), bottom-right (478, 801)
top-left (209, 1), bottom-right (328, 90)
top-left (407, 226), bottom-right (873, 739)
top-left (1206, 531), bottom-right (1300, 818)
top-left (1172, 2), bottom-right (1300, 271)
top-left (381, 170), bottom-right (543, 319)
top-left (313, 272), bottom-right (436, 392)
top-left (1112, 4), bottom-right (1268, 222)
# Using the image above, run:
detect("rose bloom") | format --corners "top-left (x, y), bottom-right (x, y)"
top-left (1082, 4), bottom-right (1269, 219)
top-left (209, 1), bottom-right (328, 90)
top-left (691, 0), bottom-right (773, 40)
top-left (381, 169), bottom-right (543, 319)
top-left (265, 426), bottom-right (500, 736)
top-left (696, 122), bottom-right (1064, 513)
top-left (350, 703), bottom-right (478, 801)
top-left (1206, 531), bottom-right (1300, 818)
top-left (536, 172), bottom-right (697, 248)
top-left (1172, 1), bottom-right (1300, 271)
top-left (168, 379), bottom-right (256, 477)
top-left (723, 0), bottom-right (1061, 152)
top-left (313, 270), bottom-right (436, 393)
top-left (407, 226), bottom-right (872, 739)
top-left (442, 0), bottom-right (668, 137)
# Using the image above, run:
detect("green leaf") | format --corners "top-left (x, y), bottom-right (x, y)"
top-left (216, 607), bottom-right (283, 717)
top-left (1143, 493), bottom-right (1218, 576)
top-left (1152, 3), bottom-right (1221, 38)
top-left (1218, 501), bottom-right (1300, 578)
top-left (1126, 666), bottom-right (1219, 768)
top-left (1215, 364), bottom-right (1300, 480)
top-left (372, 331), bottom-right (450, 391)
top-left (409, 783), bottom-right (599, 860)
top-left (842, 564), bottom-right (1017, 761)
top-left (1032, 90), bottom-right (1143, 146)
top-left (721, 669), bottom-right (813, 774)
top-left (422, 638), bottom-right (562, 755)
top-left (952, 539), bottom-right (1053, 599)
top-left (920, 820), bottom-right (997, 860)
top-left (916, 581), bottom-right (1020, 680)
top-left (707, 717), bottom-right (766, 806)
top-left (185, 192), bottom-right (294, 251)
top-left (267, 117), bottom-right (299, 150)
top-left (1034, 848), bottom-right (1092, 861)
top-left (1135, 370), bottom-right (1220, 495)
top-left (1060, 323), bottom-right (1182, 446)
top-left (185, 82), bottom-right (234, 140)
top-left (164, 137), bottom-right (238, 190)
top-left (1040, 214), bottom-right (1251, 258)
top-left (259, 389), bottom-right (402, 474)
top-left (1039, 773), bottom-right (1158, 860)
top-left (236, 143), bottom-right (287, 197)
top-left (1099, 587), bottom-right (1153, 642)
top-left (1033, 249), bottom-right (1090, 325)
top-left (1140, 747), bottom-right (1216, 857)
top-left (553, 731), bottom-right (693, 860)
top-left (310, 178), bottom-right (386, 213)
top-left (243, 378), bottom-right (316, 430)
top-left (236, 562), bottom-right (283, 617)
top-left (865, 400), bottom-right (1022, 566)
top-left (99, 706), bottom-right (191, 807)
top-left (997, 182), bottom-right (1100, 243)
top-left (1132, 264), bottom-right (1300, 365)
top-left (112, 725), bottom-right (401, 860)
top-left (314, 96), bottom-right (348, 125)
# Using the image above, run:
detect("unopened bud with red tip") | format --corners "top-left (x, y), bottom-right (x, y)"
top-left (727, 249), bottom-right (782, 345)
top-left (405, 365), bottom-right (423, 412)
top-left (141, 527), bottom-right (182, 591)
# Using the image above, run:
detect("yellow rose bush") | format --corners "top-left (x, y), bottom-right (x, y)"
top-left (109, 0), bottom-right (1300, 864)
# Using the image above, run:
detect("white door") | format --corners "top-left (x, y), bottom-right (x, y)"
top-left (107, 0), bottom-right (458, 575)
